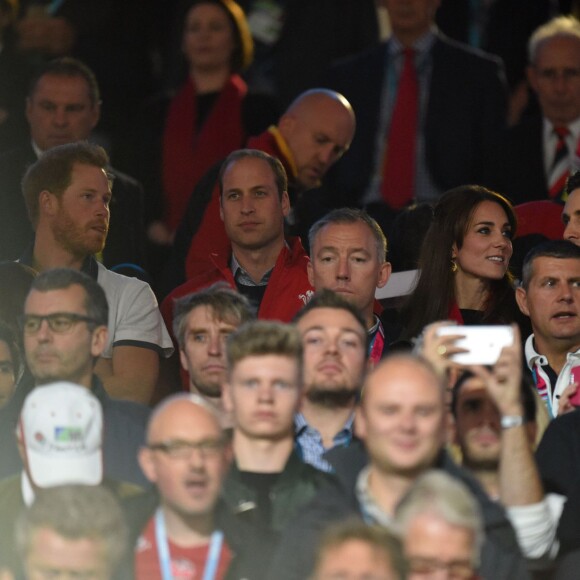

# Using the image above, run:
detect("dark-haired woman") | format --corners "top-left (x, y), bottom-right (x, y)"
top-left (401, 185), bottom-right (526, 340)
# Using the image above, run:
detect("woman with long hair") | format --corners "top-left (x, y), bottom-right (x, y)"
top-left (401, 185), bottom-right (522, 340)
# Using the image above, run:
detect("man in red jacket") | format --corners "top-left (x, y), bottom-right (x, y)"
top-left (162, 89), bottom-right (355, 294)
top-left (161, 150), bottom-right (314, 338)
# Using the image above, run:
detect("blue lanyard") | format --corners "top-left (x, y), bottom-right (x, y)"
top-left (154, 508), bottom-right (224, 580)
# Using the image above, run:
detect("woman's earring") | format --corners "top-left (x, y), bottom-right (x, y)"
top-left (451, 259), bottom-right (458, 273)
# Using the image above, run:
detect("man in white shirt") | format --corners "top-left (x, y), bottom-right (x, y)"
top-left (20, 141), bottom-right (173, 403)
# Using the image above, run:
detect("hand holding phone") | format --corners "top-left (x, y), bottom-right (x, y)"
top-left (435, 325), bottom-right (514, 366)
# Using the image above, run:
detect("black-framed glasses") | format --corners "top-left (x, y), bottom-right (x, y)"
top-left (21, 313), bottom-right (99, 335)
top-left (147, 438), bottom-right (226, 459)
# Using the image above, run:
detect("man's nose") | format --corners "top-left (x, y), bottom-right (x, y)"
top-left (52, 107), bottom-right (68, 126)
top-left (336, 257), bottom-right (350, 280)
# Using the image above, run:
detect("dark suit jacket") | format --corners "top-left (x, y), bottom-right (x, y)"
top-left (321, 33), bottom-right (507, 209)
top-left (485, 113), bottom-right (549, 205)
top-left (0, 143), bottom-right (146, 267)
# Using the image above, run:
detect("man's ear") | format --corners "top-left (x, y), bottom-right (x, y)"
top-left (138, 447), bottom-right (157, 484)
top-left (277, 113), bottom-right (296, 140)
top-left (39, 190), bottom-right (57, 217)
top-left (307, 260), bottom-right (314, 286)
top-left (179, 348), bottom-right (189, 373)
top-left (377, 261), bottom-right (392, 289)
top-left (90, 325), bottom-right (108, 358)
top-left (281, 190), bottom-right (290, 218)
top-left (515, 286), bottom-right (530, 317)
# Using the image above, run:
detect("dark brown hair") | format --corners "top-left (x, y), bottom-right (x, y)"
top-left (401, 185), bottom-right (517, 339)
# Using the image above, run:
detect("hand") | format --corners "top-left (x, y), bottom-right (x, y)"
top-left (469, 324), bottom-right (523, 417)
top-left (557, 382), bottom-right (579, 416)
top-left (147, 221), bottom-right (175, 246)
top-left (415, 320), bottom-right (466, 381)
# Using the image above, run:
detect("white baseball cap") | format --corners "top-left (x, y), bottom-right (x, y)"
top-left (18, 381), bottom-right (103, 487)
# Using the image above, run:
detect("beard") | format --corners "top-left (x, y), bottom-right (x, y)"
top-left (462, 455), bottom-right (499, 473)
top-left (305, 384), bottom-right (358, 408)
top-left (190, 370), bottom-right (223, 398)
top-left (193, 380), bottom-right (222, 398)
top-left (51, 207), bottom-right (108, 258)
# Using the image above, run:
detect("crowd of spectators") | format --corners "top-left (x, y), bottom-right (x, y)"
top-left (4, 1), bottom-right (580, 579)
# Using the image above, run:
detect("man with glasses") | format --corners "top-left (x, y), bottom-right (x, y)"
top-left (0, 267), bottom-right (150, 487)
top-left (293, 290), bottom-right (369, 472)
top-left (20, 140), bottom-right (173, 404)
top-left (488, 16), bottom-right (580, 203)
top-left (130, 394), bottom-right (246, 579)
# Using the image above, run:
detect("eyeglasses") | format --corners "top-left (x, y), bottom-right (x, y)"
top-left (21, 313), bottom-right (99, 335)
top-left (408, 557), bottom-right (475, 579)
top-left (147, 438), bottom-right (225, 459)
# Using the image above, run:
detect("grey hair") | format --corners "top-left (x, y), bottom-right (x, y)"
top-left (394, 470), bottom-right (484, 568)
top-left (529, 15), bottom-right (580, 64)
top-left (308, 207), bottom-right (387, 263)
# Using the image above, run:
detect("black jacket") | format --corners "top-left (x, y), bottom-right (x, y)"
top-left (268, 442), bottom-right (530, 580)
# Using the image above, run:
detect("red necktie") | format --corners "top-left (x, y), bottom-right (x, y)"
top-left (548, 125), bottom-right (570, 200)
top-left (381, 48), bottom-right (419, 209)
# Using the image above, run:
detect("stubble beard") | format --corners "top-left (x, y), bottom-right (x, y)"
top-left (305, 383), bottom-right (358, 409)
top-left (52, 210), bottom-right (108, 258)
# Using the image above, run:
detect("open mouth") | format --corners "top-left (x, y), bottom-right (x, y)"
top-left (185, 478), bottom-right (208, 494)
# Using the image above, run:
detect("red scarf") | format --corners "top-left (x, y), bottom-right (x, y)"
top-left (448, 301), bottom-right (465, 325)
top-left (162, 74), bottom-right (247, 231)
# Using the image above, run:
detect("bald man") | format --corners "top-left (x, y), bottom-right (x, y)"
top-left (126, 394), bottom-right (270, 579)
top-left (130, 395), bottom-right (232, 578)
top-left (269, 354), bottom-right (528, 580)
top-left (162, 89), bottom-right (356, 294)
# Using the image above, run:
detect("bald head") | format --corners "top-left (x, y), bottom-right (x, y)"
top-left (278, 89), bottom-right (355, 191)
top-left (357, 355), bottom-right (446, 477)
top-left (362, 355), bottom-right (445, 410)
top-left (146, 394), bottom-right (222, 442)
top-left (139, 394), bottom-right (228, 522)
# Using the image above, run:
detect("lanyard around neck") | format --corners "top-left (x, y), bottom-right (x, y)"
top-left (154, 508), bottom-right (224, 580)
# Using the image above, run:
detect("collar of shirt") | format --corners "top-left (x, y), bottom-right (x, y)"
top-left (21, 470), bottom-right (36, 507)
top-left (355, 465), bottom-right (393, 527)
top-left (231, 254), bottom-right (273, 287)
top-left (368, 314), bottom-right (380, 336)
top-left (294, 412), bottom-right (355, 439)
top-left (542, 115), bottom-right (580, 175)
top-left (388, 26), bottom-right (437, 65)
top-left (230, 241), bottom-right (289, 286)
top-left (31, 140), bottom-right (45, 159)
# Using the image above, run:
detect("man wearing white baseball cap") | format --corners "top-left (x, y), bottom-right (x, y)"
top-left (0, 381), bottom-right (137, 575)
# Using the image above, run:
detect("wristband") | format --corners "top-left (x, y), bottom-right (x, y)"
top-left (501, 415), bottom-right (524, 429)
